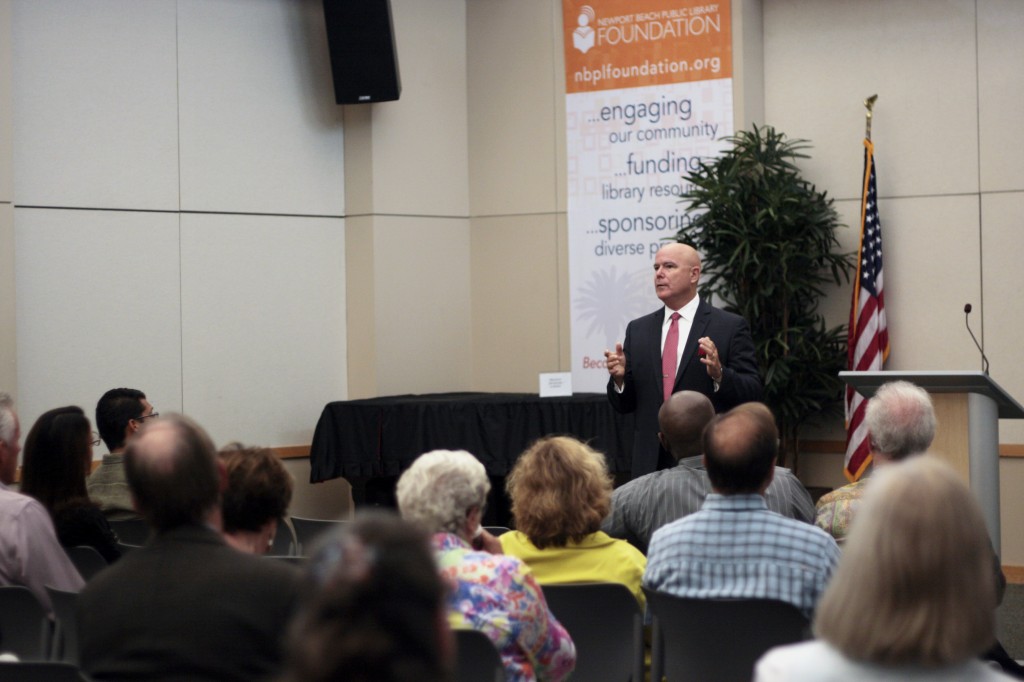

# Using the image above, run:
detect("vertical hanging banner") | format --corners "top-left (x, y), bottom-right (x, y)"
top-left (563, 0), bottom-right (733, 392)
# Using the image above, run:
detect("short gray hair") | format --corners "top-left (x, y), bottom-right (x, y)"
top-left (865, 381), bottom-right (936, 460)
top-left (396, 450), bottom-right (490, 535)
top-left (0, 392), bottom-right (15, 448)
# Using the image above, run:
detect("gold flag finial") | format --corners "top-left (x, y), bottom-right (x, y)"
top-left (864, 94), bottom-right (878, 140)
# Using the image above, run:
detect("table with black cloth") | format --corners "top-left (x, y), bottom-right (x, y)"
top-left (309, 392), bottom-right (634, 524)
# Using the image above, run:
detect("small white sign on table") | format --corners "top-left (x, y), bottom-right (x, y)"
top-left (539, 372), bottom-right (573, 397)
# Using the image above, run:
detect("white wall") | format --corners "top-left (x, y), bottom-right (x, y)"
top-left (10, 0), bottom-right (347, 450)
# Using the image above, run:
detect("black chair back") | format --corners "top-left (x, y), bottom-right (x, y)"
top-left (453, 629), bottom-right (506, 682)
top-left (268, 519), bottom-right (297, 556)
top-left (543, 582), bottom-right (644, 682)
top-left (107, 518), bottom-right (150, 545)
top-left (483, 526), bottom-right (510, 537)
top-left (44, 587), bottom-right (80, 664)
top-left (0, 586), bottom-right (50, 662)
top-left (289, 516), bottom-right (344, 556)
top-left (0, 661), bottom-right (90, 681)
top-left (644, 589), bottom-right (810, 682)
top-left (63, 545), bottom-right (108, 582)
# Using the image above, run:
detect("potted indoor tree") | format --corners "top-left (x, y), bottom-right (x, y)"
top-left (675, 125), bottom-right (854, 470)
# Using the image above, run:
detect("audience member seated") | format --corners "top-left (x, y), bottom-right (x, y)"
top-left (815, 380), bottom-right (935, 543)
top-left (78, 413), bottom-right (301, 682)
top-left (603, 391), bottom-right (815, 554)
top-left (0, 392), bottom-right (84, 612)
top-left (756, 456), bottom-right (1015, 681)
top-left (396, 449), bottom-right (576, 682)
top-left (218, 442), bottom-right (293, 555)
top-left (812, 379), bottom-right (1020, 676)
top-left (88, 387), bottom-right (156, 520)
top-left (279, 512), bottom-right (452, 682)
top-left (644, 402), bottom-right (839, 620)
top-left (500, 436), bottom-right (646, 607)
top-left (20, 405), bottom-right (121, 564)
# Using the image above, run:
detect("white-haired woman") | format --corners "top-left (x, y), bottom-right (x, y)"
top-left (397, 449), bottom-right (576, 682)
top-left (756, 456), bottom-right (1015, 681)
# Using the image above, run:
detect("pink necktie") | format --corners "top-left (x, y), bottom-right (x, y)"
top-left (662, 312), bottom-right (681, 402)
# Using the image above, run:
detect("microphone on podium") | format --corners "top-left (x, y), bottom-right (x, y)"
top-left (963, 303), bottom-right (990, 375)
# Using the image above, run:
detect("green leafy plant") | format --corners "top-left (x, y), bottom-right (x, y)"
top-left (675, 125), bottom-right (854, 470)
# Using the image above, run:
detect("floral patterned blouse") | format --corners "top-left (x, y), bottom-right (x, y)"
top-left (432, 532), bottom-right (576, 682)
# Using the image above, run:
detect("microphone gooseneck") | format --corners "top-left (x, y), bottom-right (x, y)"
top-left (963, 303), bottom-right (990, 375)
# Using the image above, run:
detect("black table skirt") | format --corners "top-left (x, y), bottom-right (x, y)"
top-left (309, 392), bottom-right (634, 482)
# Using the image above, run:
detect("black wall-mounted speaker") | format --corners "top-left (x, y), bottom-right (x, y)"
top-left (323, 0), bottom-right (401, 104)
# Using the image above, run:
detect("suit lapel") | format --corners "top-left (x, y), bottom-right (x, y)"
top-left (646, 308), bottom-right (666, 392)
top-left (676, 299), bottom-right (711, 389)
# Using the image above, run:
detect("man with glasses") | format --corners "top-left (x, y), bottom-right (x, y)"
top-left (89, 387), bottom-right (159, 519)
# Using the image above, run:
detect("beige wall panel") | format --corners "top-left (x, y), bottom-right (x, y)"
top-left (180, 213), bottom-right (346, 448)
top-left (732, 0), bottom-right (764, 132)
top-left (764, 0), bottom-right (978, 201)
top-left (981, 191), bottom-right (1024, 443)
top-left (467, 0), bottom-right (560, 217)
top-left (370, 0), bottom-right (468, 216)
top-left (797, 450), bottom-right (846, 492)
top-left (15, 208), bottom-right (183, 445)
top-left (872, 195), bottom-right (980, 371)
top-left (0, 0), bottom-right (11, 202)
top-left (557, 211), bottom-right (571, 370)
top-left (978, 1), bottom-right (1024, 193)
top-left (177, 0), bottom-right (345, 216)
top-left (282, 458), bottom-right (353, 520)
top-left (551, 1), bottom-right (568, 215)
top-left (345, 216), bottom-right (378, 399)
top-left (12, 0), bottom-right (180, 210)
top-left (0, 204), bottom-right (14, 395)
top-left (372, 216), bottom-right (472, 396)
top-left (1000, 458), bottom-right (1024, 565)
top-left (470, 215), bottom-right (560, 391)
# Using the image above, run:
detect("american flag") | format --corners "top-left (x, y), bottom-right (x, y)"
top-left (845, 139), bottom-right (889, 481)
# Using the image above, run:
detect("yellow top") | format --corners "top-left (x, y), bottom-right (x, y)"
top-left (500, 530), bottom-right (647, 609)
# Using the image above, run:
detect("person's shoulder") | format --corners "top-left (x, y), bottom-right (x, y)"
top-left (649, 508), bottom-right (703, 545)
top-left (627, 307), bottom-right (665, 327)
top-left (816, 480), bottom-right (865, 508)
top-left (755, 640), bottom-right (842, 681)
top-left (702, 301), bottom-right (746, 325)
top-left (0, 485), bottom-right (35, 509)
top-left (0, 488), bottom-right (51, 521)
top-left (611, 469), bottom-right (658, 498)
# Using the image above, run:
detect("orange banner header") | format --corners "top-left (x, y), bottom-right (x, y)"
top-left (562, 1), bottom-right (732, 94)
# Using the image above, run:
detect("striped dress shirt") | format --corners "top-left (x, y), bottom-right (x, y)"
top-left (643, 494), bottom-right (840, 619)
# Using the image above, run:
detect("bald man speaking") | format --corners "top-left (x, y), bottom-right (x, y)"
top-left (606, 243), bottom-right (762, 478)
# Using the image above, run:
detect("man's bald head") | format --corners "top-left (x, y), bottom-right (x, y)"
top-left (703, 402), bottom-right (778, 494)
top-left (656, 242), bottom-right (701, 265)
top-left (658, 391), bottom-right (715, 461)
top-left (125, 413), bottom-right (221, 533)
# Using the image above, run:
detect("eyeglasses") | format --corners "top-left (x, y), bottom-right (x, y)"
top-left (133, 411), bottom-right (160, 423)
top-left (91, 431), bottom-right (101, 447)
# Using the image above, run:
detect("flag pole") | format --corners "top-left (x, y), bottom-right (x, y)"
top-left (864, 94), bottom-right (878, 141)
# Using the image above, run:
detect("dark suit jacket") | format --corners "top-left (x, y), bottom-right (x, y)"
top-left (608, 299), bottom-right (762, 478)
top-left (78, 523), bottom-right (301, 682)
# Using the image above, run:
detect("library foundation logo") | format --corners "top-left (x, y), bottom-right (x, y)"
top-left (572, 5), bottom-right (596, 53)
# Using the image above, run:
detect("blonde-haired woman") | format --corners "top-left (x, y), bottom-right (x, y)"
top-left (500, 436), bottom-right (646, 607)
top-left (756, 456), bottom-right (1014, 681)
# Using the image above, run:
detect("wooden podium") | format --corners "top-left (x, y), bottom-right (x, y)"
top-left (840, 370), bottom-right (1024, 555)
